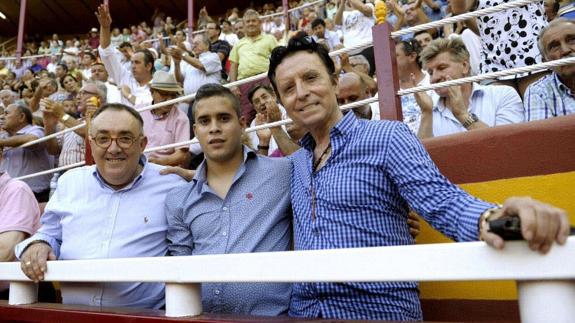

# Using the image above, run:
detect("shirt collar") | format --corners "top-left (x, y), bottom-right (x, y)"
top-left (553, 72), bottom-right (573, 95)
top-left (92, 155), bottom-right (147, 191)
top-left (15, 124), bottom-right (35, 135)
top-left (299, 112), bottom-right (356, 151)
top-left (193, 145), bottom-right (256, 185)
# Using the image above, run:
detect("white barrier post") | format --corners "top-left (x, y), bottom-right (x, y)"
top-left (165, 283), bottom-right (202, 317)
top-left (517, 280), bottom-right (575, 323)
top-left (8, 282), bottom-right (38, 305)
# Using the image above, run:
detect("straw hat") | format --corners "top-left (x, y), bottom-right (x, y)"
top-left (149, 71), bottom-right (183, 93)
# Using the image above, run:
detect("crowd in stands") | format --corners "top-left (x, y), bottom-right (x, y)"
top-left (0, 0), bottom-right (574, 319)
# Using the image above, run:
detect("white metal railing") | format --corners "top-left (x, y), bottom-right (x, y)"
top-left (1, 238), bottom-right (574, 322)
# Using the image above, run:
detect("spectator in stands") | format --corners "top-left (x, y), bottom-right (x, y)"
top-left (524, 18), bottom-right (575, 120)
top-left (80, 52), bottom-right (97, 80)
top-left (16, 103), bottom-right (186, 309)
top-left (311, 18), bottom-right (342, 51)
top-left (452, 0), bottom-right (548, 97)
top-left (29, 78), bottom-right (59, 112)
top-left (0, 90), bottom-right (17, 108)
top-left (334, 0), bottom-right (376, 75)
top-left (0, 147), bottom-right (41, 298)
top-left (220, 20), bottom-right (240, 47)
top-left (60, 74), bottom-right (80, 98)
top-left (205, 22), bottom-right (232, 80)
top-left (90, 62), bottom-right (122, 104)
top-left (165, 84), bottom-right (291, 315)
top-left (49, 34), bottom-right (63, 55)
top-left (118, 42), bottom-right (134, 72)
top-left (417, 38), bottom-right (524, 138)
top-left (229, 9), bottom-right (278, 124)
top-left (267, 33), bottom-right (570, 321)
top-left (110, 28), bottom-right (124, 48)
top-left (142, 71), bottom-right (190, 166)
top-left (414, 30), bottom-right (434, 49)
top-left (337, 72), bottom-right (379, 120)
top-left (88, 28), bottom-right (100, 49)
top-left (0, 150), bottom-right (40, 262)
top-left (396, 39), bottom-right (433, 133)
top-left (97, 4), bottom-right (153, 108)
top-left (54, 63), bottom-right (68, 82)
top-left (246, 84), bottom-right (289, 156)
top-left (42, 80), bottom-right (107, 176)
top-left (0, 104), bottom-right (53, 202)
top-left (233, 20), bottom-right (245, 39)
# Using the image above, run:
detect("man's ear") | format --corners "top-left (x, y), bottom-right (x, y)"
top-left (139, 135), bottom-right (148, 152)
top-left (239, 116), bottom-right (247, 129)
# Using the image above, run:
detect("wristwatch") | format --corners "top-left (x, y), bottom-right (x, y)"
top-left (461, 112), bottom-right (479, 129)
top-left (60, 114), bottom-right (71, 122)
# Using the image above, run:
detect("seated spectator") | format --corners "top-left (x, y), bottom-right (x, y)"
top-left (418, 38), bottom-right (524, 138)
top-left (414, 30), bottom-right (434, 49)
top-left (0, 148), bottom-right (41, 295)
top-left (219, 20), bottom-right (239, 47)
top-left (97, 5), bottom-right (153, 108)
top-left (90, 62), bottom-right (122, 104)
top-left (0, 90), bottom-right (17, 108)
top-left (16, 103), bottom-right (187, 309)
top-left (311, 18), bottom-right (342, 51)
top-left (335, 0), bottom-right (377, 75)
top-left (229, 9), bottom-right (278, 124)
top-left (0, 104), bottom-right (53, 202)
top-left (142, 71), bottom-right (190, 166)
top-left (80, 52), bottom-right (97, 80)
top-left (247, 84), bottom-right (287, 156)
top-left (171, 34), bottom-right (222, 98)
top-left (337, 72), bottom-right (380, 120)
top-left (29, 78), bottom-right (58, 112)
top-left (524, 18), bottom-right (575, 120)
top-left (395, 39), bottom-right (433, 133)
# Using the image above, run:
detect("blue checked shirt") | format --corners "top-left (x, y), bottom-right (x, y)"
top-left (288, 112), bottom-right (494, 320)
top-left (524, 72), bottom-right (575, 121)
top-left (165, 148), bottom-right (292, 316)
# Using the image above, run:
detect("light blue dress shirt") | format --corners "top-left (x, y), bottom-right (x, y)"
top-left (165, 148), bottom-right (292, 316)
top-left (16, 157), bottom-right (187, 309)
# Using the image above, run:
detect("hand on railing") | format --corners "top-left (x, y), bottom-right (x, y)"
top-left (19, 242), bottom-right (56, 283)
top-left (480, 197), bottom-right (570, 254)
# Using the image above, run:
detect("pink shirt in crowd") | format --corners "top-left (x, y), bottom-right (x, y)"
top-left (141, 107), bottom-right (190, 160)
top-left (0, 172), bottom-right (41, 291)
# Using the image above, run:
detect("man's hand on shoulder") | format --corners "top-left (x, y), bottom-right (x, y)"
top-left (480, 197), bottom-right (570, 254)
top-left (20, 242), bottom-right (56, 283)
top-left (160, 166), bottom-right (196, 182)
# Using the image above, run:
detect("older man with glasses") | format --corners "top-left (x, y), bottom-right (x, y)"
top-left (16, 103), bottom-right (187, 309)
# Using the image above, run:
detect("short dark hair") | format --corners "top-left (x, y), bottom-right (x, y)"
top-left (192, 84), bottom-right (241, 120)
top-left (57, 63), bottom-right (68, 72)
top-left (83, 52), bottom-right (97, 61)
top-left (268, 34), bottom-right (335, 97)
top-left (399, 38), bottom-right (423, 69)
top-left (134, 49), bottom-right (155, 74)
top-left (311, 18), bottom-right (326, 29)
top-left (119, 42), bottom-right (133, 49)
top-left (247, 84), bottom-right (274, 104)
top-left (414, 29), bottom-right (433, 38)
top-left (60, 73), bottom-right (78, 88)
top-left (91, 103), bottom-right (144, 135)
top-left (11, 103), bottom-right (33, 125)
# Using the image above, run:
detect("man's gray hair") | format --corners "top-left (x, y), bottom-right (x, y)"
top-left (349, 55), bottom-right (371, 73)
top-left (193, 34), bottom-right (211, 47)
top-left (83, 80), bottom-right (108, 104)
top-left (538, 18), bottom-right (575, 61)
top-left (0, 89), bottom-right (18, 101)
top-left (243, 9), bottom-right (260, 19)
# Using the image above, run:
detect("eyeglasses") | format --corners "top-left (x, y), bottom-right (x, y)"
top-left (90, 134), bottom-right (141, 149)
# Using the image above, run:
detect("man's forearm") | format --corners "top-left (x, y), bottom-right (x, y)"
top-left (182, 56), bottom-right (206, 72)
top-left (271, 127), bottom-right (300, 156)
top-left (334, 1), bottom-right (345, 25)
top-left (0, 231), bottom-right (27, 262)
top-left (0, 134), bottom-right (40, 148)
top-left (417, 112), bottom-right (433, 139)
top-left (229, 62), bottom-right (238, 82)
top-left (349, 0), bottom-right (373, 17)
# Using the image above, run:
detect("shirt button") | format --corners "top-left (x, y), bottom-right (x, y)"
top-left (214, 289), bottom-right (220, 295)
top-left (222, 206), bottom-right (228, 211)
top-left (222, 231), bottom-right (227, 236)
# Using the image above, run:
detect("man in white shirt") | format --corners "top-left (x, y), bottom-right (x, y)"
top-left (311, 18), bottom-right (342, 51)
top-left (219, 20), bottom-right (239, 47)
top-left (90, 62), bottom-right (122, 104)
top-left (170, 34), bottom-right (222, 97)
top-left (96, 4), bottom-right (153, 108)
top-left (334, 0), bottom-right (376, 74)
top-left (417, 38), bottom-right (524, 138)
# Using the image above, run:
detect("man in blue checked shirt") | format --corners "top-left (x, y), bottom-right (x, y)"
top-left (267, 34), bottom-right (570, 320)
top-left (524, 18), bottom-right (575, 121)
